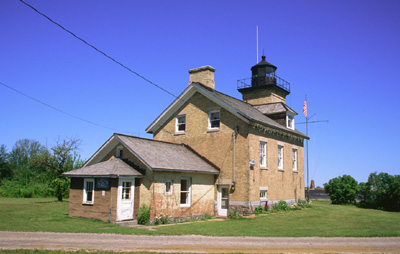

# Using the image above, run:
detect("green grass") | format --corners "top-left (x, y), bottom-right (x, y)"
top-left (1, 198), bottom-right (399, 237)
top-left (0, 251), bottom-right (180, 254)
top-left (156, 200), bottom-right (400, 237)
top-left (0, 198), bottom-right (158, 235)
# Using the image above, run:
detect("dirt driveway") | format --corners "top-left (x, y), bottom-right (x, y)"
top-left (1, 231), bottom-right (400, 253)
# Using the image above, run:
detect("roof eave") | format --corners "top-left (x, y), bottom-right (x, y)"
top-left (64, 174), bottom-right (143, 178)
top-left (250, 120), bottom-right (309, 140)
top-left (152, 168), bottom-right (220, 175)
top-left (146, 83), bottom-right (250, 135)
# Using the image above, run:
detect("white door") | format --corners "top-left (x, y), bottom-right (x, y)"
top-left (217, 186), bottom-right (229, 216)
top-left (117, 178), bottom-right (135, 221)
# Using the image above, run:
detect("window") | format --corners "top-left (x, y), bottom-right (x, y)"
top-left (208, 111), bottom-right (220, 130)
top-left (292, 148), bottom-right (298, 171)
top-left (278, 145), bottom-right (284, 170)
top-left (121, 181), bottom-right (131, 200)
top-left (180, 178), bottom-right (191, 206)
top-left (116, 146), bottom-right (123, 158)
top-left (287, 114), bottom-right (295, 130)
top-left (83, 178), bottom-right (95, 204)
top-left (165, 180), bottom-right (173, 194)
top-left (176, 115), bottom-right (186, 133)
top-left (260, 141), bottom-right (267, 168)
top-left (260, 190), bottom-right (267, 200)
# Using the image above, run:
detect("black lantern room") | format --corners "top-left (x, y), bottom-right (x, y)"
top-left (237, 55), bottom-right (291, 104)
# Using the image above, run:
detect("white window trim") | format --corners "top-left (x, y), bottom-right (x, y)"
top-left (175, 115), bottom-right (186, 134)
top-left (260, 141), bottom-right (267, 168)
top-left (208, 110), bottom-right (220, 131)
top-left (260, 190), bottom-right (268, 201)
top-left (286, 113), bottom-right (295, 130)
top-left (278, 145), bottom-right (284, 170)
top-left (292, 148), bottom-right (298, 171)
top-left (116, 146), bottom-right (123, 158)
top-left (83, 178), bottom-right (95, 204)
top-left (165, 179), bottom-right (173, 194)
top-left (180, 177), bottom-right (191, 207)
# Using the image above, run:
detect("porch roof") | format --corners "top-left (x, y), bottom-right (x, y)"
top-left (64, 158), bottom-right (143, 178)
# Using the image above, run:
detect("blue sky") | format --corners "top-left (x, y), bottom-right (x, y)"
top-left (1, 0), bottom-right (399, 187)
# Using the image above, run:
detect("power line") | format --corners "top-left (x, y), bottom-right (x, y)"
top-left (0, 81), bottom-right (133, 134)
top-left (19, 0), bottom-right (178, 99)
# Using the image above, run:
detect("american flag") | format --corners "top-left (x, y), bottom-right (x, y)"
top-left (303, 100), bottom-right (307, 118)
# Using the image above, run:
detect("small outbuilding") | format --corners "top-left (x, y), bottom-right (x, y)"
top-left (64, 133), bottom-right (219, 223)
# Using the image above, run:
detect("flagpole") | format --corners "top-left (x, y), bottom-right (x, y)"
top-left (306, 100), bottom-right (309, 200)
top-left (304, 95), bottom-right (309, 200)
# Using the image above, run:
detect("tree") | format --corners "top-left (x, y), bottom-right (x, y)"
top-left (8, 139), bottom-right (48, 184)
top-left (324, 175), bottom-right (358, 204)
top-left (34, 137), bottom-right (84, 201)
top-left (0, 145), bottom-right (12, 180)
top-left (359, 172), bottom-right (400, 211)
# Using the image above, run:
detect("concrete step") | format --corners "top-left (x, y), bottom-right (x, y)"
top-left (116, 220), bottom-right (138, 226)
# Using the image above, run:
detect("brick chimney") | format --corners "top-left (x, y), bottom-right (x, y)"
top-left (188, 66), bottom-right (216, 89)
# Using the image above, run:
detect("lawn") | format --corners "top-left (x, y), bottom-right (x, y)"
top-left (0, 198), bottom-right (158, 235)
top-left (0, 251), bottom-right (167, 254)
top-left (0, 198), bottom-right (399, 237)
top-left (158, 200), bottom-right (400, 237)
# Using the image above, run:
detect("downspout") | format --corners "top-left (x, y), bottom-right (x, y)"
top-left (232, 132), bottom-right (236, 187)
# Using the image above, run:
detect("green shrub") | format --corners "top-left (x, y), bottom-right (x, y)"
top-left (324, 175), bottom-right (358, 204)
top-left (359, 172), bottom-right (400, 211)
top-left (273, 200), bottom-right (290, 211)
top-left (298, 199), bottom-right (312, 208)
top-left (228, 207), bottom-right (242, 219)
top-left (137, 204), bottom-right (150, 225)
top-left (290, 203), bottom-right (302, 210)
top-left (160, 215), bottom-right (169, 224)
top-left (254, 205), bottom-right (264, 215)
top-left (201, 213), bottom-right (212, 220)
top-left (0, 180), bottom-right (52, 198)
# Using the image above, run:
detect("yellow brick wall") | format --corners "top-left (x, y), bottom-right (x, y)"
top-left (150, 172), bottom-right (216, 218)
top-left (153, 91), bottom-right (305, 206)
top-left (241, 88), bottom-right (287, 105)
top-left (153, 92), bottom-right (251, 203)
top-left (248, 128), bottom-right (305, 203)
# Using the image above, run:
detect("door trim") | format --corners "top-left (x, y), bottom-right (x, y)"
top-left (217, 185), bottom-right (229, 216)
top-left (117, 177), bottom-right (135, 221)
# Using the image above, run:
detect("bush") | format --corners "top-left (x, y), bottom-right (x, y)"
top-left (137, 205), bottom-right (150, 225)
top-left (273, 200), bottom-right (290, 211)
top-left (160, 215), bottom-right (169, 225)
top-left (324, 175), bottom-right (358, 204)
top-left (359, 172), bottom-right (400, 211)
top-left (0, 180), bottom-right (52, 198)
top-left (298, 199), bottom-right (312, 208)
top-left (228, 207), bottom-right (242, 219)
top-left (254, 205), bottom-right (264, 215)
top-left (201, 214), bottom-right (212, 220)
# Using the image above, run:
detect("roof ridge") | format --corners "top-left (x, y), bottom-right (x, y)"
top-left (114, 133), bottom-right (185, 147)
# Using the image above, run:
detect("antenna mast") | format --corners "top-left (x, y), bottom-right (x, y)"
top-left (256, 25), bottom-right (259, 63)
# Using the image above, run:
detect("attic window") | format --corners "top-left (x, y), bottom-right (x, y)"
top-left (286, 114), bottom-right (295, 130)
top-left (176, 115), bottom-right (186, 133)
top-left (116, 146), bottom-right (123, 158)
top-left (208, 111), bottom-right (220, 130)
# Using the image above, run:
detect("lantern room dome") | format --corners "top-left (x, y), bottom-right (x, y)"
top-left (251, 55), bottom-right (277, 75)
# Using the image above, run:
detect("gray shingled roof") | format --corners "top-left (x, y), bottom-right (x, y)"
top-left (253, 102), bottom-right (297, 115)
top-left (117, 134), bottom-right (219, 174)
top-left (205, 86), bottom-right (308, 138)
top-left (64, 158), bottom-right (143, 177)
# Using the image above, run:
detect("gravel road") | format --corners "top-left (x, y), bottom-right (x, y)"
top-left (1, 231), bottom-right (400, 253)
